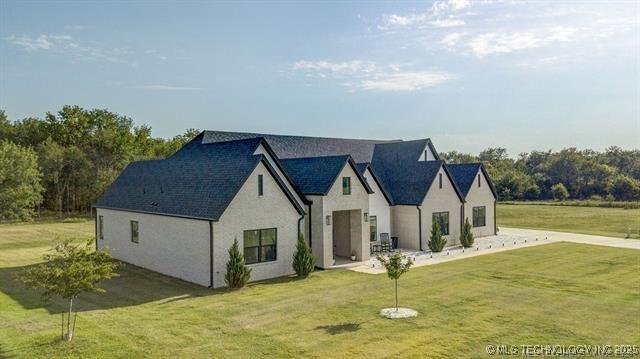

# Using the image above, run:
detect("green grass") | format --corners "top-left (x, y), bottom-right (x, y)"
top-left (1, 221), bottom-right (639, 358)
top-left (498, 203), bottom-right (640, 239)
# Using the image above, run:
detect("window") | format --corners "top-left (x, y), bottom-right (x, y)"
top-left (439, 173), bottom-right (443, 189)
top-left (243, 228), bottom-right (277, 264)
top-left (473, 206), bottom-right (486, 227)
top-left (424, 150), bottom-right (428, 160)
top-left (342, 177), bottom-right (351, 195)
top-left (99, 215), bottom-right (104, 240)
top-left (130, 220), bottom-right (139, 243)
top-left (258, 174), bottom-right (264, 196)
top-left (478, 174), bottom-right (481, 187)
top-left (326, 215), bottom-right (331, 226)
top-left (369, 215), bottom-right (377, 241)
top-left (432, 212), bottom-right (449, 235)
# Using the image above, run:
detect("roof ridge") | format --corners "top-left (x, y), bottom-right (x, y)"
top-left (202, 129), bottom-right (398, 143)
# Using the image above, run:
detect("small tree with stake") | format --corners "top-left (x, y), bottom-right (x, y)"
top-left (376, 252), bottom-right (413, 312)
top-left (292, 232), bottom-right (315, 277)
top-left (460, 218), bottom-right (474, 248)
top-left (21, 238), bottom-right (119, 341)
top-left (428, 220), bottom-right (447, 252)
top-left (224, 238), bottom-right (251, 288)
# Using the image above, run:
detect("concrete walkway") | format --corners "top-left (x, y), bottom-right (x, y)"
top-left (348, 227), bottom-right (639, 275)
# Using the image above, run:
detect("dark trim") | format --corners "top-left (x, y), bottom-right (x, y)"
top-left (360, 163), bottom-right (394, 205)
top-left (479, 164), bottom-right (498, 199)
top-left (260, 157), bottom-right (305, 215)
top-left (494, 200), bottom-right (497, 234)
top-left (92, 205), bottom-right (217, 221)
top-left (440, 163), bottom-right (465, 202)
top-left (209, 220), bottom-right (214, 288)
top-left (417, 206), bottom-right (422, 251)
top-left (254, 138), bottom-right (311, 205)
top-left (308, 203), bottom-right (312, 249)
top-left (426, 139), bottom-right (441, 161)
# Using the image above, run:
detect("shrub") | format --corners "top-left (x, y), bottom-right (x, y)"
top-left (428, 221), bottom-right (447, 252)
top-left (460, 218), bottom-right (474, 248)
top-left (551, 183), bottom-right (569, 201)
top-left (224, 239), bottom-right (251, 289)
top-left (292, 232), bottom-right (315, 277)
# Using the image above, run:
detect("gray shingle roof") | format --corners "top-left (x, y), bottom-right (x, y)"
top-left (281, 155), bottom-right (373, 195)
top-left (446, 163), bottom-right (497, 199)
top-left (200, 130), bottom-right (399, 163)
top-left (96, 136), bottom-right (303, 220)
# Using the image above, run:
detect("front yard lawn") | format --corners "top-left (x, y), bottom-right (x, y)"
top-left (498, 203), bottom-right (640, 238)
top-left (1, 220), bottom-right (639, 358)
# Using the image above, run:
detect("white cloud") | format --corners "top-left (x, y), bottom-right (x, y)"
top-left (430, 18), bottom-right (466, 28)
top-left (469, 32), bottom-right (542, 57)
top-left (431, 0), bottom-right (471, 16)
top-left (440, 32), bottom-right (466, 47)
top-left (131, 85), bottom-right (202, 91)
top-left (292, 60), bottom-right (453, 92)
top-left (357, 72), bottom-right (452, 91)
top-left (7, 35), bottom-right (52, 50)
top-left (382, 0), bottom-right (470, 29)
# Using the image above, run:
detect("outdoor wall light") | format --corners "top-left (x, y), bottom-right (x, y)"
top-left (326, 215), bottom-right (331, 226)
top-left (363, 212), bottom-right (368, 222)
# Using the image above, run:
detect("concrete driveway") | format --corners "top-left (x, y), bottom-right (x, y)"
top-left (349, 227), bottom-right (639, 274)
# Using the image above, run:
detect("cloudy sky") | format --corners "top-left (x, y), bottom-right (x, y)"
top-left (1, 0), bottom-right (638, 154)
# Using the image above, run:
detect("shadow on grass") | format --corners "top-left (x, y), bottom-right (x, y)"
top-left (0, 262), bottom-right (219, 314)
top-left (315, 323), bottom-right (362, 335)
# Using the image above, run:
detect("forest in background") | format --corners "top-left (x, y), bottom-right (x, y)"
top-left (1, 105), bottom-right (639, 221)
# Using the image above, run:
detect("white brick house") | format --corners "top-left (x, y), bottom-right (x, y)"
top-left (95, 131), bottom-right (497, 287)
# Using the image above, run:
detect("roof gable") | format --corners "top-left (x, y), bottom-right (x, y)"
top-left (281, 155), bottom-right (372, 195)
top-left (96, 137), bottom-right (304, 220)
top-left (446, 163), bottom-right (497, 199)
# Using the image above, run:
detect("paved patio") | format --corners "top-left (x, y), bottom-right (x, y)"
top-left (345, 227), bottom-right (640, 275)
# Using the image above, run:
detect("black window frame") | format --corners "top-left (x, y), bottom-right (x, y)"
top-left (478, 173), bottom-right (481, 187)
top-left (258, 174), bottom-right (264, 196)
top-left (439, 173), bottom-right (443, 189)
top-left (473, 206), bottom-right (486, 227)
top-left (342, 176), bottom-right (351, 195)
top-left (243, 228), bottom-right (277, 264)
top-left (369, 215), bottom-right (377, 241)
top-left (432, 212), bottom-right (450, 235)
top-left (130, 220), bottom-right (139, 243)
top-left (99, 215), bottom-right (104, 240)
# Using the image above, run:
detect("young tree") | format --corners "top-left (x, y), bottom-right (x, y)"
top-left (376, 252), bottom-right (413, 311)
top-left (292, 232), bottom-right (315, 277)
top-left (460, 218), bottom-right (474, 248)
top-left (224, 239), bottom-right (251, 288)
top-left (0, 141), bottom-right (44, 221)
top-left (551, 183), bottom-right (569, 201)
top-left (21, 239), bottom-right (119, 341)
top-left (428, 221), bottom-right (447, 252)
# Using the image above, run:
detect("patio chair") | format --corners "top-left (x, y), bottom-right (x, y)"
top-left (380, 233), bottom-right (393, 252)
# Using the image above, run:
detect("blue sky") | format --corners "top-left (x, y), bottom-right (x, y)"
top-left (1, 0), bottom-right (638, 154)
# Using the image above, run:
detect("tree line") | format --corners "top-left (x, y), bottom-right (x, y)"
top-left (441, 147), bottom-right (640, 201)
top-left (1, 105), bottom-right (639, 221)
top-left (0, 106), bottom-right (199, 221)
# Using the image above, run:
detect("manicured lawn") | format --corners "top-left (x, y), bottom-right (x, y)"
top-left (1, 220), bottom-right (639, 358)
top-left (498, 203), bottom-right (640, 239)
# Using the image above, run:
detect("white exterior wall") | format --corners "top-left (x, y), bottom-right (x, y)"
top-left (96, 208), bottom-right (210, 286)
top-left (421, 167), bottom-right (463, 248)
top-left (391, 205), bottom-right (420, 250)
top-left (463, 169), bottom-right (497, 238)
top-left (362, 168), bottom-right (391, 241)
top-left (213, 161), bottom-right (300, 288)
top-left (311, 164), bottom-right (370, 268)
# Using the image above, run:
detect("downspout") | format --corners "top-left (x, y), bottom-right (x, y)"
top-left (461, 203), bottom-right (465, 234)
top-left (494, 200), bottom-right (497, 235)
top-left (416, 206), bottom-right (422, 251)
top-left (94, 209), bottom-right (98, 251)
top-left (308, 203), bottom-right (312, 249)
top-left (297, 214), bottom-right (304, 241)
top-left (209, 220), bottom-right (214, 288)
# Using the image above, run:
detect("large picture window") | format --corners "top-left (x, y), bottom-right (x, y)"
top-left (130, 220), bottom-right (139, 243)
top-left (369, 215), bottom-right (377, 241)
top-left (243, 228), bottom-right (277, 264)
top-left (432, 212), bottom-right (449, 235)
top-left (473, 206), bottom-right (486, 227)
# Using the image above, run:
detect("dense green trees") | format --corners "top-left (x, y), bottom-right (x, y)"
top-left (0, 140), bottom-right (44, 221)
top-left (442, 147), bottom-right (640, 201)
top-left (1, 106), bottom-right (199, 217)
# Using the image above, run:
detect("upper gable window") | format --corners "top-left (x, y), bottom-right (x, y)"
top-left (131, 220), bottom-right (139, 243)
top-left (342, 177), bottom-right (351, 195)
top-left (478, 173), bottom-right (481, 187)
top-left (439, 173), bottom-right (443, 189)
top-left (258, 174), bottom-right (264, 196)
